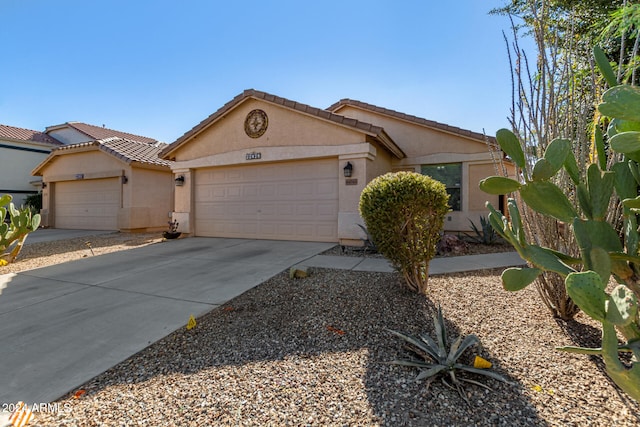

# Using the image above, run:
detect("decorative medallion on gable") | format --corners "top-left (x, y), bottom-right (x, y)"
top-left (244, 109), bottom-right (268, 138)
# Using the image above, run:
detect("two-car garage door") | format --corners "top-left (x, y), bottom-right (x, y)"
top-left (194, 159), bottom-right (338, 242)
top-left (54, 178), bottom-right (120, 230)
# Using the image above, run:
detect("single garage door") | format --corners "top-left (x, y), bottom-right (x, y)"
top-left (54, 178), bottom-right (120, 230)
top-left (195, 159), bottom-right (338, 242)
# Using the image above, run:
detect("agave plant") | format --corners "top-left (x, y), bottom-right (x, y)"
top-left (388, 305), bottom-right (512, 405)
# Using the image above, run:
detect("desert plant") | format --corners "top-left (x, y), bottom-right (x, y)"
top-left (479, 47), bottom-right (640, 401)
top-left (167, 219), bottom-right (179, 233)
top-left (388, 305), bottom-right (511, 405)
top-left (468, 216), bottom-right (498, 245)
top-left (356, 223), bottom-right (377, 253)
top-left (0, 194), bottom-right (41, 265)
top-left (359, 172), bottom-right (449, 294)
top-left (23, 193), bottom-right (42, 212)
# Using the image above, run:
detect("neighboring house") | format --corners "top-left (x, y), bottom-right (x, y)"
top-left (160, 89), bottom-right (514, 244)
top-left (0, 124), bottom-right (63, 207)
top-left (45, 121), bottom-right (158, 145)
top-left (32, 137), bottom-right (173, 231)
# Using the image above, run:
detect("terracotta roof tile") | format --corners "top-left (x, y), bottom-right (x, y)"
top-left (47, 122), bottom-right (158, 144)
top-left (53, 137), bottom-right (172, 167)
top-left (326, 99), bottom-right (497, 144)
top-left (0, 124), bottom-right (62, 146)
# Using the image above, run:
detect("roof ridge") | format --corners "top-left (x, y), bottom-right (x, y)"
top-left (0, 123), bottom-right (63, 145)
top-left (47, 122), bottom-right (158, 144)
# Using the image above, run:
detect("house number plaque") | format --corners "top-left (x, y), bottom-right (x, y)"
top-left (246, 152), bottom-right (261, 160)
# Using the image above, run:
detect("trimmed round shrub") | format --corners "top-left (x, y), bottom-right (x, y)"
top-left (359, 171), bottom-right (449, 294)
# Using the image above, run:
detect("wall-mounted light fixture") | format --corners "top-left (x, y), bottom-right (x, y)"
top-left (122, 175), bottom-right (128, 184)
top-left (175, 175), bottom-right (185, 186)
top-left (343, 162), bottom-right (353, 178)
top-left (41, 182), bottom-right (47, 189)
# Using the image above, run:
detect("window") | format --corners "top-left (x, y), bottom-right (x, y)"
top-left (421, 163), bottom-right (462, 211)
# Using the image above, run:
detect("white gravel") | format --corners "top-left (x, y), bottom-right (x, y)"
top-left (3, 235), bottom-right (639, 426)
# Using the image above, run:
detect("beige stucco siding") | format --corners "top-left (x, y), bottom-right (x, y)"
top-left (38, 148), bottom-right (172, 231)
top-left (41, 150), bottom-right (126, 179)
top-left (468, 163), bottom-right (501, 211)
top-left (171, 100), bottom-right (368, 161)
top-left (332, 106), bottom-right (489, 157)
top-left (119, 167), bottom-right (174, 231)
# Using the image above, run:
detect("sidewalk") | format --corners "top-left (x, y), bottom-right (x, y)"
top-left (297, 251), bottom-right (525, 274)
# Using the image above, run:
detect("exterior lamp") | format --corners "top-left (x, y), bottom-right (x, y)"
top-left (343, 162), bottom-right (353, 178)
top-left (175, 175), bottom-right (185, 186)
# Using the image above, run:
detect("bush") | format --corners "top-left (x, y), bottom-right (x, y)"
top-left (359, 172), bottom-right (449, 294)
top-left (23, 193), bottom-right (42, 212)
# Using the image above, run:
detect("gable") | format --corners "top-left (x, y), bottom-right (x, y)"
top-left (331, 104), bottom-right (491, 158)
top-left (167, 98), bottom-right (382, 162)
top-left (47, 127), bottom-right (93, 145)
top-left (35, 148), bottom-right (129, 178)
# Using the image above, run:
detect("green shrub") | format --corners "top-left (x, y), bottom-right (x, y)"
top-left (359, 171), bottom-right (449, 294)
top-left (23, 193), bottom-right (42, 212)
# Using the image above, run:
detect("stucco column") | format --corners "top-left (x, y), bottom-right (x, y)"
top-left (337, 152), bottom-right (375, 246)
top-left (40, 182), bottom-right (51, 227)
top-left (172, 169), bottom-right (193, 234)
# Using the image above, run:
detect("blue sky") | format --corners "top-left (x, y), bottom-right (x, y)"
top-left (0, 0), bottom-right (529, 143)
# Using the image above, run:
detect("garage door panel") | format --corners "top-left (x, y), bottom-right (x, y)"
top-left (195, 159), bottom-right (338, 242)
top-left (54, 178), bottom-right (119, 230)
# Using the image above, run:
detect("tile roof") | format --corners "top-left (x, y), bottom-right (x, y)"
top-left (160, 89), bottom-right (405, 159)
top-left (46, 122), bottom-right (158, 144)
top-left (326, 99), bottom-right (497, 144)
top-left (53, 137), bottom-right (172, 167)
top-left (0, 124), bottom-right (62, 146)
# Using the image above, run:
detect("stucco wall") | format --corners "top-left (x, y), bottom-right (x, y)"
top-left (41, 150), bottom-right (125, 178)
top-left (0, 139), bottom-right (51, 206)
top-left (119, 167), bottom-right (174, 231)
top-left (333, 105), bottom-right (512, 233)
top-left (172, 99), bottom-right (368, 161)
top-left (38, 148), bottom-right (172, 231)
top-left (332, 106), bottom-right (490, 157)
top-left (47, 128), bottom-right (93, 145)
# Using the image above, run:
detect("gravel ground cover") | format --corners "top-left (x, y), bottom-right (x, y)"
top-left (3, 235), bottom-right (640, 426)
top-left (0, 232), bottom-right (163, 275)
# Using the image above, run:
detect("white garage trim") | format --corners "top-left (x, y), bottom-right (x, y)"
top-left (54, 178), bottom-right (120, 230)
top-left (194, 159), bottom-right (338, 242)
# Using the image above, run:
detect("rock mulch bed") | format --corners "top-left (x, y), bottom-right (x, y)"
top-left (30, 262), bottom-right (639, 426)
top-left (3, 235), bottom-right (638, 425)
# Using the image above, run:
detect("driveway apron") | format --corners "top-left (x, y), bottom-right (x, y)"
top-left (0, 238), bottom-right (334, 404)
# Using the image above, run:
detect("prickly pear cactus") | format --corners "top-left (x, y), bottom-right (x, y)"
top-left (0, 194), bottom-right (41, 265)
top-left (479, 47), bottom-right (640, 402)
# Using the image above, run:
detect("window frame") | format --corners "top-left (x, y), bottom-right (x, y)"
top-left (420, 163), bottom-right (462, 211)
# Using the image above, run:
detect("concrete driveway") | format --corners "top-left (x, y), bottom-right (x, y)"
top-left (0, 237), bottom-right (334, 405)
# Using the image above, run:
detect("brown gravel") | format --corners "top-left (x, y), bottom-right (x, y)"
top-left (4, 236), bottom-right (640, 426)
top-left (0, 232), bottom-right (164, 275)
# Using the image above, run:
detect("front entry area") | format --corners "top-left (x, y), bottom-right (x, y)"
top-left (194, 159), bottom-right (338, 242)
